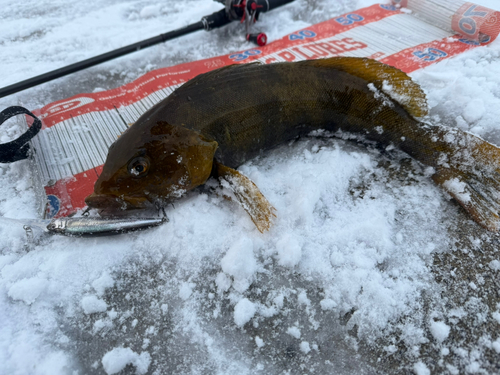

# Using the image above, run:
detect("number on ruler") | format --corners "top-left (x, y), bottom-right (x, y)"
top-left (459, 5), bottom-right (488, 36)
top-left (458, 34), bottom-right (491, 45)
top-left (229, 49), bottom-right (262, 62)
top-left (334, 14), bottom-right (364, 26)
top-left (380, 4), bottom-right (397, 11)
top-left (413, 48), bottom-right (447, 62)
top-left (288, 30), bottom-right (317, 41)
top-left (458, 38), bottom-right (479, 45)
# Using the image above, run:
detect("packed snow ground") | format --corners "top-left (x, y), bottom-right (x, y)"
top-left (1, 0), bottom-right (500, 374)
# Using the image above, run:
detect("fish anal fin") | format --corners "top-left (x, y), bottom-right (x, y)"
top-left (215, 162), bottom-right (276, 232)
top-left (303, 57), bottom-right (428, 119)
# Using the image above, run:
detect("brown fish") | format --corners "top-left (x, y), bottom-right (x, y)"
top-left (85, 57), bottom-right (500, 232)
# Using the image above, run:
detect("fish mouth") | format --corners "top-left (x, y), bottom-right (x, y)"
top-left (85, 193), bottom-right (151, 212)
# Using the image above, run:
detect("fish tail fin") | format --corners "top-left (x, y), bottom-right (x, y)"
top-left (432, 134), bottom-right (500, 231)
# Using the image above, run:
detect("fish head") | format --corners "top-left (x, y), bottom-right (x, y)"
top-left (85, 121), bottom-right (218, 212)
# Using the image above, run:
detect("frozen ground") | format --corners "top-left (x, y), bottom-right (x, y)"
top-left (1, 0), bottom-right (500, 374)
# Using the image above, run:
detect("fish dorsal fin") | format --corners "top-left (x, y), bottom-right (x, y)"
top-left (178, 62), bottom-right (262, 90)
top-left (303, 57), bottom-right (428, 119)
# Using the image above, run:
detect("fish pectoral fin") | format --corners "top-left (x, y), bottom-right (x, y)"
top-left (215, 162), bottom-right (276, 233)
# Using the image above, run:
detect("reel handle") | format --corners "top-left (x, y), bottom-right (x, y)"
top-left (246, 32), bottom-right (267, 46)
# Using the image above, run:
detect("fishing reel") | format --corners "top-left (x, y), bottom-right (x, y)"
top-left (223, 0), bottom-right (268, 46)
top-left (206, 0), bottom-right (294, 46)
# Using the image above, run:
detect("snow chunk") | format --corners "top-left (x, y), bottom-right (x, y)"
top-left (287, 326), bottom-right (301, 339)
top-left (255, 336), bottom-right (264, 348)
top-left (382, 80), bottom-right (410, 108)
top-left (179, 282), bottom-right (194, 301)
top-left (215, 272), bottom-right (231, 293)
top-left (276, 235), bottom-right (302, 268)
top-left (92, 272), bottom-right (114, 296)
top-left (492, 339), bottom-right (500, 354)
top-left (462, 99), bottom-right (485, 123)
top-left (81, 295), bottom-right (108, 314)
top-left (446, 364), bottom-right (459, 375)
top-left (492, 311), bottom-right (500, 324)
top-left (489, 260), bottom-right (500, 271)
top-left (300, 341), bottom-right (311, 354)
top-left (367, 82), bottom-right (394, 108)
top-left (7, 277), bottom-right (48, 305)
top-left (221, 237), bottom-right (257, 292)
top-left (455, 115), bottom-right (469, 131)
top-left (273, 294), bottom-right (284, 309)
top-left (443, 178), bottom-right (470, 203)
top-left (233, 298), bottom-right (256, 327)
top-left (466, 362), bottom-right (481, 373)
top-left (429, 320), bottom-right (450, 343)
top-left (297, 291), bottom-right (310, 306)
top-left (101, 347), bottom-right (151, 375)
top-left (161, 304), bottom-right (168, 314)
top-left (139, 5), bottom-right (162, 19)
top-left (320, 298), bottom-right (337, 311)
top-left (413, 361), bottom-right (430, 375)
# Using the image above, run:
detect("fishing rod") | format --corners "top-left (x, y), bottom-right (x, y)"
top-left (0, 0), bottom-right (295, 99)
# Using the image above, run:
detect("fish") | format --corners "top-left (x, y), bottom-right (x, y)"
top-left (85, 57), bottom-right (500, 232)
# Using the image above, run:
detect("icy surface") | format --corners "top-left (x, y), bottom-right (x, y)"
top-left (1, 0), bottom-right (500, 374)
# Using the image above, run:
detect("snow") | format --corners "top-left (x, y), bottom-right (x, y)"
top-left (275, 234), bottom-right (302, 267)
top-left (493, 340), bottom-right (500, 354)
top-left (300, 341), bottom-right (311, 353)
top-left (442, 177), bottom-right (470, 203)
top-left (179, 282), bottom-right (195, 300)
top-left (255, 335), bottom-right (265, 347)
top-left (101, 347), bottom-right (151, 375)
top-left (287, 325), bottom-right (301, 339)
top-left (413, 361), bottom-right (430, 375)
top-left (7, 277), bottom-right (48, 305)
top-left (92, 271), bottom-right (115, 296)
top-left (233, 298), bottom-right (256, 327)
top-left (1, 0), bottom-right (500, 374)
top-left (81, 295), bottom-right (109, 315)
top-left (220, 236), bottom-right (257, 292)
top-left (320, 298), bottom-right (337, 310)
top-left (429, 320), bottom-right (451, 343)
top-left (489, 259), bottom-right (500, 271)
top-left (492, 311), bottom-right (500, 324)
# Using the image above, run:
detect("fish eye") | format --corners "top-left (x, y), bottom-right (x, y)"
top-left (128, 157), bottom-right (150, 178)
